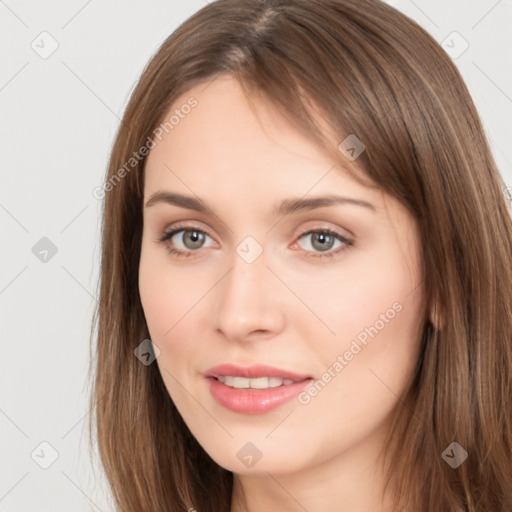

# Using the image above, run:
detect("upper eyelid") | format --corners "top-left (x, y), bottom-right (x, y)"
top-left (160, 224), bottom-right (214, 241)
top-left (160, 225), bottom-right (353, 247)
top-left (160, 223), bottom-right (349, 236)
top-left (161, 219), bottom-right (353, 238)
top-left (296, 226), bottom-right (351, 240)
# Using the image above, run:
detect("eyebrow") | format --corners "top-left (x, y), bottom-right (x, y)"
top-left (144, 191), bottom-right (376, 216)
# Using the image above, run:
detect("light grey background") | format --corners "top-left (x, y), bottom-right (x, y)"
top-left (1, 1), bottom-right (511, 511)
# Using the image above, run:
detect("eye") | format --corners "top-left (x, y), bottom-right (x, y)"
top-left (157, 225), bottom-right (353, 260)
top-left (295, 228), bottom-right (353, 258)
top-left (158, 226), bottom-right (215, 258)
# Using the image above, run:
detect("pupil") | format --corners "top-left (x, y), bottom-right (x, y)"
top-left (185, 231), bottom-right (204, 249)
top-left (313, 233), bottom-right (333, 251)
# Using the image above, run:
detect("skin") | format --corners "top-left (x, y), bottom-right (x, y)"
top-left (139, 75), bottom-right (425, 512)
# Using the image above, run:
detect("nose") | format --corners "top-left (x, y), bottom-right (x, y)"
top-left (213, 246), bottom-right (286, 343)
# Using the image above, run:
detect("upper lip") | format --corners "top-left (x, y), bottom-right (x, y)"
top-left (205, 364), bottom-right (312, 382)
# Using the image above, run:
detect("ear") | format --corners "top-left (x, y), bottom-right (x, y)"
top-left (430, 301), bottom-right (444, 331)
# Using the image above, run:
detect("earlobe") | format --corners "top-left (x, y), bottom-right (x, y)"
top-left (430, 302), bottom-right (443, 331)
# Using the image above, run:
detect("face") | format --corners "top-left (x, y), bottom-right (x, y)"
top-left (139, 76), bottom-right (425, 477)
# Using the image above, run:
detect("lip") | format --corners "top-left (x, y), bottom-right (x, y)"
top-left (205, 363), bottom-right (312, 381)
top-left (205, 364), bottom-right (313, 415)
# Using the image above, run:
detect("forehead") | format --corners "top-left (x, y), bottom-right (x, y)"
top-left (144, 76), bottom-right (375, 202)
top-left (150, 76), bottom-right (326, 166)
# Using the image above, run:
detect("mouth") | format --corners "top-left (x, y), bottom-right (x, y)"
top-left (204, 364), bottom-right (314, 414)
top-left (215, 375), bottom-right (296, 389)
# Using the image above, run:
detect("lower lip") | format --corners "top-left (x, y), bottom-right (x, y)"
top-left (207, 377), bottom-right (313, 414)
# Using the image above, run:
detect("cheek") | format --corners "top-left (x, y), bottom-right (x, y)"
top-left (294, 243), bottom-right (423, 384)
top-left (293, 276), bottom-right (422, 444)
top-left (138, 255), bottom-right (199, 410)
top-left (298, 251), bottom-right (420, 337)
top-left (139, 244), bottom-right (200, 340)
top-left (139, 267), bottom-right (171, 340)
top-left (138, 247), bottom-right (214, 389)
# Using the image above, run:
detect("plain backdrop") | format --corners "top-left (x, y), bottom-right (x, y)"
top-left (1, 1), bottom-right (511, 510)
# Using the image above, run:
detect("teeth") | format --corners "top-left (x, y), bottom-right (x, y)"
top-left (216, 376), bottom-right (296, 389)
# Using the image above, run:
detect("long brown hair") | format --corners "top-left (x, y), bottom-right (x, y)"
top-left (88, 0), bottom-right (512, 510)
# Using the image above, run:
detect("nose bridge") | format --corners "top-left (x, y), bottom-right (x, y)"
top-left (214, 240), bottom-right (284, 340)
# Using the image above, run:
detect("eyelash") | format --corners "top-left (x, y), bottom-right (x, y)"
top-left (157, 225), bottom-right (354, 260)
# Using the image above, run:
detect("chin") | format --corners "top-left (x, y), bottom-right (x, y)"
top-left (198, 439), bottom-right (310, 476)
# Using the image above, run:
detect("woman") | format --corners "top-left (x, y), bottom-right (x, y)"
top-left (89, 0), bottom-right (512, 510)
